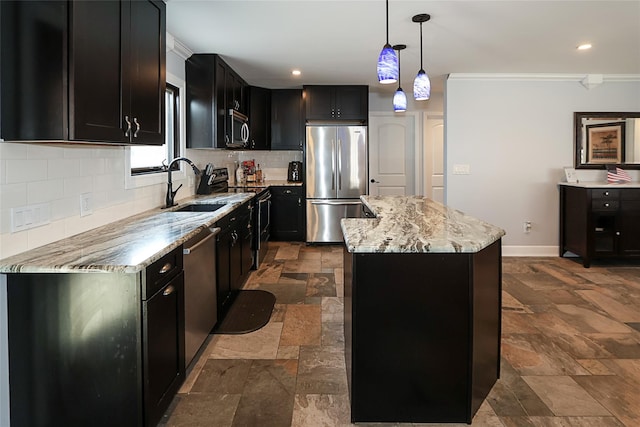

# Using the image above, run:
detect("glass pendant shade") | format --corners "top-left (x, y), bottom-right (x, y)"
top-left (413, 69), bottom-right (431, 100)
top-left (393, 88), bottom-right (407, 112)
top-left (377, 44), bottom-right (398, 84)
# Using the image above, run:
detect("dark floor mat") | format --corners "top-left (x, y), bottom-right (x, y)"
top-left (213, 290), bottom-right (276, 334)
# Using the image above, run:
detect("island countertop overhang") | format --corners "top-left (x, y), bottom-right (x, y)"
top-left (341, 195), bottom-right (506, 254)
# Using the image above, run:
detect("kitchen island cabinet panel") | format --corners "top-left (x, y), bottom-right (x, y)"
top-left (344, 240), bottom-right (501, 424)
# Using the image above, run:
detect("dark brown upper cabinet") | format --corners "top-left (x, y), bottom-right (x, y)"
top-left (271, 89), bottom-right (303, 151)
top-left (246, 86), bottom-right (272, 150)
top-left (186, 54), bottom-right (248, 149)
top-left (0, 0), bottom-right (166, 145)
top-left (304, 85), bottom-right (368, 123)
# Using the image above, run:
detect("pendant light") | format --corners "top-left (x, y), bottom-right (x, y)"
top-left (392, 44), bottom-right (407, 112)
top-left (377, 0), bottom-right (398, 84)
top-left (412, 13), bottom-right (431, 101)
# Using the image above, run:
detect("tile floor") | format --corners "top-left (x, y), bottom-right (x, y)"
top-left (159, 242), bottom-right (640, 427)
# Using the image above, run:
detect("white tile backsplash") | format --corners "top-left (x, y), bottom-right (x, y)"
top-left (6, 159), bottom-right (48, 184)
top-left (47, 158), bottom-right (80, 179)
top-left (26, 179), bottom-right (65, 205)
top-left (0, 143), bottom-right (303, 259)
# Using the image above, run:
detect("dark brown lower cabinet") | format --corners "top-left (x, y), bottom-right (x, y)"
top-left (216, 201), bottom-right (254, 315)
top-left (6, 247), bottom-right (185, 427)
top-left (270, 186), bottom-right (304, 241)
top-left (559, 185), bottom-right (640, 267)
top-left (343, 240), bottom-right (502, 424)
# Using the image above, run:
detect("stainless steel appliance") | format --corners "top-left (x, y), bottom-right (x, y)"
top-left (287, 161), bottom-right (303, 182)
top-left (227, 109), bottom-right (250, 148)
top-left (306, 125), bottom-right (367, 243)
top-left (183, 226), bottom-right (221, 367)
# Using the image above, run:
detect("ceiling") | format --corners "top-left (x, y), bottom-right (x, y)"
top-left (166, 1), bottom-right (640, 95)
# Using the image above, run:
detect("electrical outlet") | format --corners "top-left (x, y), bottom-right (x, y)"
top-left (80, 193), bottom-right (93, 217)
top-left (524, 221), bottom-right (532, 233)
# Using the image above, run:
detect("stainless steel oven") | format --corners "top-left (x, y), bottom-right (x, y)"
top-left (254, 189), bottom-right (271, 268)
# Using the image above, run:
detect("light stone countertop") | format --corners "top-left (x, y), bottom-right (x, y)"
top-left (341, 196), bottom-right (506, 254)
top-left (558, 181), bottom-right (640, 188)
top-left (0, 192), bottom-right (255, 274)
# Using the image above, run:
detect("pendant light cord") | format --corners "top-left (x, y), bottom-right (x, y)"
top-left (385, 0), bottom-right (389, 43)
top-left (419, 22), bottom-right (424, 70)
top-left (397, 49), bottom-right (401, 88)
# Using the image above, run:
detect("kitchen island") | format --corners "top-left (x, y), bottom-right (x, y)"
top-left (341, 195), bottom-right (505, 424)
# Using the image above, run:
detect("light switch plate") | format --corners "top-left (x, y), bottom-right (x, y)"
top-left (453, 164), bottom-right (471, 175)
top-left (11, 203), bottom-right (50, 233)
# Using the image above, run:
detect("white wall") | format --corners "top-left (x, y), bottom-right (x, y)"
top-left (445, 75), bottom-right (640, 255)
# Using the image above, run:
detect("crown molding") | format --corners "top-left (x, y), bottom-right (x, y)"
top-left (166, 32), bottom-right (193, 60)
top-left (447, 73), bottom-right (640, 83)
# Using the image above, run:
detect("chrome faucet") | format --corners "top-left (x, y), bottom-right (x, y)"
top-left (165, 157), bottom-right (201, 208)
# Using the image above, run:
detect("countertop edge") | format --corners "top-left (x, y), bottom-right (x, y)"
top-left (0, 192), bottom-right (255, 274)
top-left (342, 196), bottom-right (506, 254)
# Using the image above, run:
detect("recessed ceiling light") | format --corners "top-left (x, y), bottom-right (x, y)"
top-left (292, 70), bottom-right (301, 76)
top-left (577, 43), bottom-right (592, 51)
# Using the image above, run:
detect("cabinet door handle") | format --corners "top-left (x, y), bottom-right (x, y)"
top-left (133, 117), bottom-right (140, 137)
top-left (159, 262), bottom-right (173, 274)
top-left (616, 231), bottom-right (621, 236)
top-left (604, 203), bottom-right (610, 207)
top-left (162, 285), bottom-right (175, 296)
top-left (124, 116), bottom-right (132, 137)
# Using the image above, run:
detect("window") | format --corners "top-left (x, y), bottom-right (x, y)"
top-left (130, 83), bottom-right (181, 175)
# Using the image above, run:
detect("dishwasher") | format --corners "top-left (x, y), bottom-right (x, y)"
top-left (183, 226), bottom-right (221, 367)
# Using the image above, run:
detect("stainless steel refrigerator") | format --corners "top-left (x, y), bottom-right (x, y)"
top-left (306, 125), bottom-right (367, 243)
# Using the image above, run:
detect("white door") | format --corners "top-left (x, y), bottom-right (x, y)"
top-left (369, 114), bottom-right (417, 196)
top-left (424, 116), bottom-right (444, 202)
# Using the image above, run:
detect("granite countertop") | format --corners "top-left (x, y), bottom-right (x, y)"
top-left (0, 192), bottom-right (255, 274)
top-left (341, 196), bottom-right (505, 254)
top-left (558, 181), bottom-right (640, 188)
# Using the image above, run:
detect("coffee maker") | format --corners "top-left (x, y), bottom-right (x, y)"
top-left (287, 161), bottom-right (302, 182)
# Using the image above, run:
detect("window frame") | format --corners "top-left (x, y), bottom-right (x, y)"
top-left (130, 82), bottom-right (181, 175)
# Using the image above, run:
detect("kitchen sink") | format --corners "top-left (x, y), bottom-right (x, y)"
top-left (174, 203), bottom-right (226, 212)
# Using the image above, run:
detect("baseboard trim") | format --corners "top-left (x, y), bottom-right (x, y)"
top-left (502, 245), bottom-right (559, 257)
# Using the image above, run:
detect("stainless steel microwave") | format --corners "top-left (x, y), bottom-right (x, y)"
top-left (227, 109), bottom-right (249, 148)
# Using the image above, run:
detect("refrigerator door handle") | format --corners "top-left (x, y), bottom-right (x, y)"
top-left (310, 200), bottom-right (362, 206)
top-left (331, 139), bottom-right (336, 190)
top-left (337, 139), bottom-right (342, 190)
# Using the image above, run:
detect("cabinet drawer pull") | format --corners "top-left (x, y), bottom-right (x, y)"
top-left (284, 190), bottom-right (292, 194)
top-left (604, 191), bottom-right (609, 196)
top-left (616, 231), bottom-right (621, 236)
top-left (162, 285), bottom-right (175, 296)
top-left (604, 203), bottom-right (610, 207)
top-left (159, 262), bottom-right (173, 274)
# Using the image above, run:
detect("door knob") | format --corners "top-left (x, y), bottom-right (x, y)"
top-left (370, 179), bottom-right (379, 183)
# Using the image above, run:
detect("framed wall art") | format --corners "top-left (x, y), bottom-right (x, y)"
top-left (586, 122), bottom-right (625, 164)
